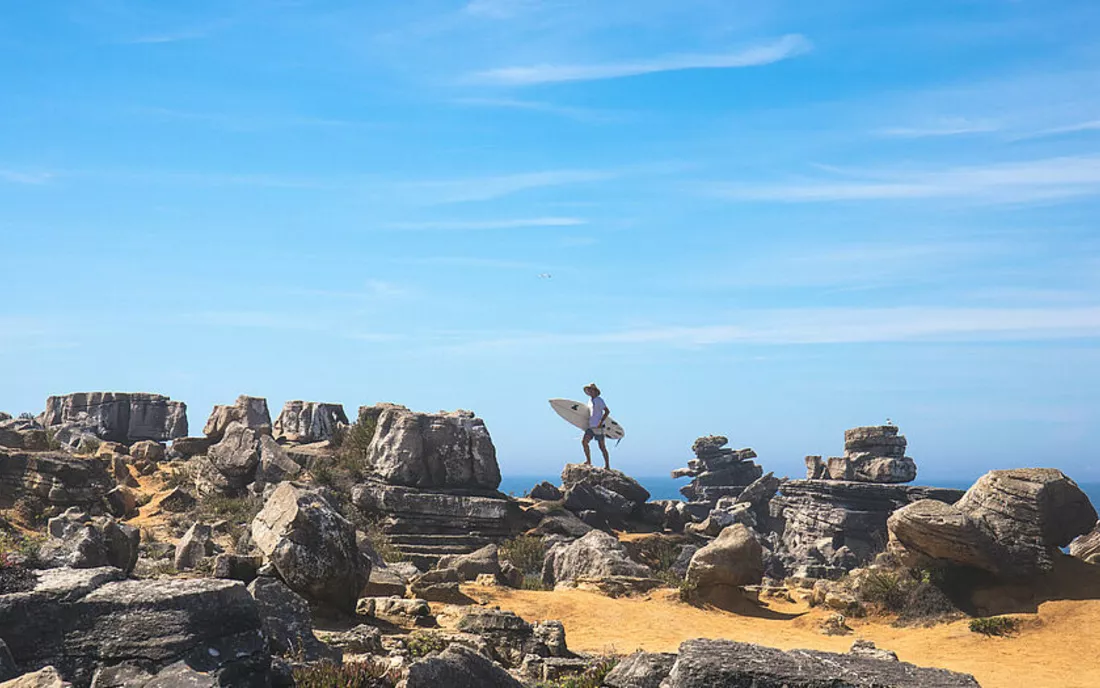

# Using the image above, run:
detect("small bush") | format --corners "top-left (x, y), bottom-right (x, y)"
top-left (500, 535), bottom-right (546, 575)
top-left (77, 437), bottom-right (102, 455)
top-left (12, 497), bottom-right (45, 528)
top-left (360, 517), bottom-right (406, 563)
top-left (195, 493), bottom-right (262, 526)
top-left (522, 573), bottom-right (551, 591)
top-left (162, 466), bottom-right (193, 490)
top-left (627, 536), bottom-right (682, 573)
top-left (655, 568), bottom-right (683, 588)
top-left (292, 659), bottom-right (400, 688)
top-left (405, 631), bottom-right (447, 658)
top-left (676, 577), bottom-right (698, 603)
top-left (0, 531), bottom-right (41, 594)
top-left (44, 428), bottom-right (62, 451)
top-left (860, 571), bottom-right (909, 611)
top-left (17, 412), bottom-right (35, 420)
top-left (536, 656), bottom-right (619, 688)
top-left (969, 616), bottom-right (1019, 637)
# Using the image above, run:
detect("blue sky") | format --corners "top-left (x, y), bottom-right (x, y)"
top-left (2, 0), bottom-right (1099, 484)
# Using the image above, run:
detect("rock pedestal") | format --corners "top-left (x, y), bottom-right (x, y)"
top-left (203, 396), bottom-right (271, 443)
top-left (820, 425), bottom-right (916, 484)
top-left (42, 392), bottom-right (187, 444)
top-left (273, 401), bottom-right (348, 443)
top-left (672, 436), bottom-right (764, 512)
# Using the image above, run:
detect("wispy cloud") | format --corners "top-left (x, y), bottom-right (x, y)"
top-left (466, 34), bottom-right (811, 85)
top-left (452, 97), bottom-right (618, 122)
top-left (410, 169), bottom-right (614, 203)
top-left (125, 19), bottom-right (233, 44)
top-left (442, 306), bottom-right (1100, 352)
top-left (712, 155), bottom-right (1100, 204)
top-left (136, 107), bottom-right (373, 131)
top-left (463, 0), bottom-right (544, 19)
top-left (385, 217), bottom-right (586, 231)
top-left (1025, 119), bottom-right (1100, 138)
top-left (875, 118), bottom-right (1000, 138)
top-left (397, 256), bottom-right (554, 270)
top-left (0, 169), bottom-right (54, 184)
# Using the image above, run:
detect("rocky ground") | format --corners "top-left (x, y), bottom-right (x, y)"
top-left (1, 394), bottom-right (1099, 687)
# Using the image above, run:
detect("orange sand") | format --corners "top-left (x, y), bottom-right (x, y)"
top-left (467, 585), bottom-right (1100, 688)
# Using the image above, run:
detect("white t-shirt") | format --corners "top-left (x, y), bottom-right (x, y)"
top-left (588, 396), bottom-right (607, 428)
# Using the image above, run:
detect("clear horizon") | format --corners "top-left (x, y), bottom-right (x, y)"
top-left (2, 1), bottom-right (1098, 484)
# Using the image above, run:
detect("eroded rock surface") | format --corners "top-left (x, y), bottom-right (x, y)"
top-left (272, 401), bottom-right (348, 444)
top-left (542, 530), bottom-right (652, 587)
top-left (42, 393), bottom-right (187, 444)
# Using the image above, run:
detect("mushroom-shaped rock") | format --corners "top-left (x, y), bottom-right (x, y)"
top-left (250, 483), bottom-right (370, 613)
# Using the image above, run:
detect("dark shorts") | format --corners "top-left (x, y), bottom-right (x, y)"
top-left (583, 428), bottom-right (605, 442)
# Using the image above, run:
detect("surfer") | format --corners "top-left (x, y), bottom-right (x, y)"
top-left (582, 383), bottom-right (611, 468)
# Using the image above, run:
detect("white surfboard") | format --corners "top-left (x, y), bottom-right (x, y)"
top-left (549, 398), bottom-right (625, 440)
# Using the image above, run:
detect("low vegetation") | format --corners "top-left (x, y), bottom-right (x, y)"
top-left (359, 516), bottom-right (406, 564)
top-left (855, 567), bottom-right (959, 626)
top-left (969, 616), bottom-right (1020, 637)
top-left (405, 631), bottom-right (448, 658)
top-left (499, 535), bottom-right (547, 576)
top-left (292, 659), bottom-right (400, 688)
top-left (0, 530), bottom-right (41, 594)
top-left (522, 573), bottom-right (551, 591)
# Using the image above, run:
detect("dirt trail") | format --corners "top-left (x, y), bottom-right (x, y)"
top-left (469, 586), bottom-right (1100, 688)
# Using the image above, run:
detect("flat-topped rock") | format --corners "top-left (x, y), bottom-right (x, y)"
top-left (42, 392), bottom-right (187, 444)
top-left (561, 463), bottom-right (650, 504)
top-left (273, 401), bottom-right (348, 443)
top-left (0, 450), bottom-right (114, 512)
top-left (203, 395), bottom-right (271, 442)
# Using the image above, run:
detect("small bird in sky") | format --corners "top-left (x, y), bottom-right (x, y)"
top-left (886, 418), bottom-right (894, 426)
top-left (538, 273), bottom-right (552, 279)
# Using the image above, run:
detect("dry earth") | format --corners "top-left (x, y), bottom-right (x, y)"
top-left (466, 584), bottom-right (1100, 688)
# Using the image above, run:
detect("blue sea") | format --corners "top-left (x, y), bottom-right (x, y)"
top-left (500, 474), bottom-right (1100, 509)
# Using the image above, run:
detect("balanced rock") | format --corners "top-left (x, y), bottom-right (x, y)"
top-left (529, 481), bottom-right (563, 501)
top-left (206, 421), bottom-right (262, 490)
top-left (360, 404), bottom-right (501, 490)
top-left (824, 425), bottom-right (916, 484)
top-left (542, 530), bottom-right (652, 587)
top-left (203, 395), bottom-right (271, 443)
top-left (672, 436), bottom-right (763, 509)
top-left (42, 392), bottom-right (187, 444)
top-left (250, 483), bottom-right (370, 612)
top-left (273, 401), bottom-right (348, 443)
top-left (889, 468), bottom-right (1097, 579)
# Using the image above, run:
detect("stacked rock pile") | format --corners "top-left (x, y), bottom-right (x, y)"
top-left (672, 435), bottom-right (764, 517)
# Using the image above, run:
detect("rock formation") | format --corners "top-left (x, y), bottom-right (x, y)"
top-left (273, 401), bottom-right (348, 443)
top-left (1070, 521), bottom-right (1100, 564)
top-left (203, 395), bottom-right (271, 443)
top-left (37, 509), bottom-right (139, 574)
top-left (888, 468), bottom-right (1097, 579)
top-left (821, 425), bottom-right (917, 483)
top-left (686, 524), bottom-right (764, 604)
top-left (672, 436), bottom-right (764, 515)
top-left (250, 483), bottom-right (370, 612)
top-left (542, 530), bottom-right (654, 588)
top-left (0, 450), bottom-right (114, 513)
top-left (42, 392), bottom-right (187, 444)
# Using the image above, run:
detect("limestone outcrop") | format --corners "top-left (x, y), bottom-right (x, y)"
top-left (888, 468), bottom-right (1097, 579)
top-left (250, 483), bottom-right (370, 612)
top-left (685, 524), bottom-right (764, 603)
top-left (203, 395), bottom-right (271, 443)
top-left (42, 392), bottom-right (187, 444)
top-left (1070, 521), bottom-right (1100, 564)
top-left (37, 509), bottom-right (139, 574)
top-left (672, 436), bottom-right (764, 513)
top-left (821, 425), bottom-right (917, 484)
top-left (273, 401), bottom-right (348, 443)
top-left (0, 450), bottom-right (114, 513)
top-left (360, 404), bottom-right (501, 490)
top-left (542, 530), bottom-right (653, 588)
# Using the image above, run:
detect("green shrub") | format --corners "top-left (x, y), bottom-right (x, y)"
top-left (44, 428), bottom-right (62, 451)
top-left (535, 656), bottom-right (619, 688)
top-left (77, 437), bottom-right (102, 455)
top-left (405, 631), bottom-right (447, 658)
top-left (292, 659), bottom-right (400, 688)
top-left (969, 616), bottom-right (1019, 637)
top-left (361, 517), bottom-right (406, 563)
top-left (676, 577), bottom-right (698, 603)
top-left (195, 493), bottom-right (262, 525)
top-left (522, 573), bottom-right (551, 591)
top-left (500, 535), bottom-right (546, 575)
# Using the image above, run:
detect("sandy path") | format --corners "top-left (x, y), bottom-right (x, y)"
top-left (468, 586), bottom-right (1100, 688)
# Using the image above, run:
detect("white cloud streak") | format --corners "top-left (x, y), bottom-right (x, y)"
top-left (875, 118), bottom-right (1000, 138)
top-left (0, 170), bottom-right (54, 184)
top-left (713, 155), bottom-right (1100, 204)
top-left (385, 217), bottom-right (586, 230)
top-left (411, 169), bottom-right (614, 203)
top-left (452, 97), bottom-right (617, 122)
top-left (466, 34), bottom-right (811, 85)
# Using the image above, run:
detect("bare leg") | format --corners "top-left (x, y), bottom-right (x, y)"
top-left (598, 438), bottom-right (610, 469)
top-left (582, 436), bottom-right (592, 464)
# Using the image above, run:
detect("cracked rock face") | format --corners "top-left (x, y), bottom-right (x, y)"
top-left (542, 530), bottom-right (652, 588)
top-left (272, 401), bottom-right (348, 444)
top-left (0, 568), bottom-right (270, 687)
top-left (42, 393), bottom-right (187, 444)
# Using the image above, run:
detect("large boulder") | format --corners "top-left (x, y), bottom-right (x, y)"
top-left (406, 645), bottom-right (523, 688)
top-left (203, 396), bottom-right (271, 443)
top-left (174, 523), bottom-right (214, 571)
top-left (250, 483), bottom-right (370, 612)
top-left (38, 509), bottom-right (139, 574)
top-left (437, 544), bottom-right (500, 581)
top-left (888, 468), bottom-right (1098, 579)
top-left (360, 404), bottom-right (501, 490)
top-left (1070, 521), bottom-right (1100, 564)
top-left (824, 425), bottom-right (917, 484)
top-left (0, 666), bottom-right (70, 687)
top-left (685, 524), bottom-right (763, 602)
top-left (542, 530), bottom-right (652, 587)
top-left (662, 639), bottom-right (979, 687)
top-left (0, 568), bottom-right (270, 686)
top-left (255, 435), bottom-right (301, 486)
top-left (272, 401), bottom-right (348, 444)
top-left (246, 576), bottom-right (339, 662)
top-left (560, 464), bottom-right (650, 504)
top-left (42, 393), bottom-right (186, 444)
top-left (603, 651), bottom-right (677, 688)
top-left (206, 422), bottom-right (262, 489)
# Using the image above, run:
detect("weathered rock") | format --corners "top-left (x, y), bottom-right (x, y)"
top-left (0, 418), bottom-right (48, 452)
top-left (251, 483), bottom-right (370, 612)
top-left (365, 596), bottom-right (431, 619)
top-left (498, 561), bottom-right (524, 589)
top-left (769, 480), bottom-right (965, 580)
top-left (272, 401), bottom-right (348, 444)
top-left (603, 651), bottom-right (676, 688)
top-left (828, 455), bottom-right (917, 484)
top-left (247, 576), bottom-right (339, 662)
top-left (542, 530), bottom-right (652, 587)
top-left (734, 472), bottom-right (780, 509)
top-left (361, 404), bottom-right (501, 490)
top-left (0, 666), bottom-right (70, 688)
top-left (686, 524), bottom-right (763, 601)
top-left (406, 645), bottom-right (524, 688)
top-left (672, 437), bottom-right (764, 508)
top-left (203, 396), bottom-right (270, 443)
top-left (409, 568), bottom-right (466, 603)
top-left (362, 564), bottom-right (409, 597)
top-left (437, 544), bottom-right (500, 581)
top-left (42, 393), bottom-right (187, 444)
top-left (560, 464), bottom-right (650, 504)
top-left (888, 468), bottom-right (1097, 579)
top-left (531, 505), bottom-right (593, 538)
top-left (102, 487), bottom-right (137, 520)
top-left (156, 487), bottom-right (196, 513)
top-left (0, 568), bottom-right (270, 686)
top-left (127, 441), bottom-right (165, 463)
top-left (0, 640), bottom-right (15, 682)
top-left (173, 523), bottom-right (214, 571)
top-left (255, 435), bottom-right (300, 486)
top-left (689, 502), bottom-right (756, 537)
top-left (532, 620), bottom-right (569, 657)
top-left (563, 482), bottom-right (632, 517)
top-left (207, 422), bottom-right (261, 489)
top-left (38, 509), bottom-right (139, 574)
top-left (662, 639), bottom-right (979, 687)
top-left (850, 639), bottom-right (899, 662)
top-left (212, 553), bottom-right (263, 583)
top-left (0, 450), bottom-right (114, 512)
top-left (168, 437), bottom-right (211, 459)
top-left (318, 624), bottom-right (383, 655)
top-left (804, 455), bottom-right (826, 479)
top-left (1070, 521), bottom-right (1100, 564)
top-left (528, 481), bottom-right (562, 501)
